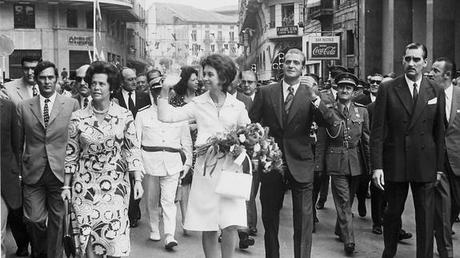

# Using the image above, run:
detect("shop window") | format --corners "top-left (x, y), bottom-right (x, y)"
top-left (229, 31), bottom-right (234, 42)
top-left (9, 50), bottom-right (42, 79)
top-left (282, 4), bottom-right (294, 26)
top-left (191, 30), bottom-right (197, 41)
top-left (67, 9), bottom-right (78, 28)
top-left (86, 10), bottom-right (93, 29)
top-left (346, 30), bottom-right (354, 55)
top-left (269, 6), bottom-right (275, 28)
top-left (14, 4), bottom-right (35, 29)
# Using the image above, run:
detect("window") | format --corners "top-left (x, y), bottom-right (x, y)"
top-left (67, 9), bottom-right (78, 28)
top-left (346, 30), bottom-right (354, 55)
top-left (269, 6), bottom-right (275, 28)
top-left (282, 4), bottom-right (294, 26)
top-left (205, 30), bottom-right (210, 41)
top-left (217, 31), bottom-right (222, 41)
top-left (86, 10), bottom-right (93, 29)
top-left (191, 30), bottom-right (197, 41)
top-left (14, 4), bottom-right (35, 28)
top-left (218, 25), bottom-right (222, 29)
top-left (9, 50), bottom-right (42, 79)
top-left (211, 45), bottom-right (215, 52)
top-left (229, 31), bottom-right (234, 42)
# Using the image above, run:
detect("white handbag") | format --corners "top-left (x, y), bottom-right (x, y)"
top-left (214, 153), bottom-right (253, 201)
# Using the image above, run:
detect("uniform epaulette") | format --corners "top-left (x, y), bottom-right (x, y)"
top-left (138, 105), bottom-right (151, 112)
top-left (352, 102), bottom-right (366, 107)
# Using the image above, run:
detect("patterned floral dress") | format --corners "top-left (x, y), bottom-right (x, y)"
top-left (65, 101), bottom-right (143, 256)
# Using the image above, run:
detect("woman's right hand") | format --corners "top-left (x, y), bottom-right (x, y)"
top-left (61, 189), bottom-right (71, 202)
top-left (162, 74), bottom-right (181, 91)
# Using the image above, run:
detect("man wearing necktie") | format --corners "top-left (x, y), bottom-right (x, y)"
top-left (429, 57), bottom-right (457, 258)
top-left (16, 61), bottom-right (79, 258)
top-left (371, 43), bottom-right (446, 258)
top-left (72, 64), bottom-right (92, 109)
top-left (114, 67), bottom-right (151, 228)
top-left (250, 48), bottom-right (338, 258)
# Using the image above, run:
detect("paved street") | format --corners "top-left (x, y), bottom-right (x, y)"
top-left (5, 189), bottom-right (460, 257)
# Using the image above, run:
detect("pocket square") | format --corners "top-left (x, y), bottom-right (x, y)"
top-left (457, 109), bottom-right (460, 113)
top-left (427, 98), bottom-right (437, 105)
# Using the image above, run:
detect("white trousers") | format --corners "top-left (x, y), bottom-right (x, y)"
top-left (144, 174), bottom-right (179, 236)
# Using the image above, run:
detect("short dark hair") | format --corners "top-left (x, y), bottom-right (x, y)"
top-left (433, 57), bottom-right (457, 79)
top-left (239, 69), bottom-right (258, 82)
top-left (146, 69), bottom-right (162, 82)
top-left (174, 66), bottom-right (198, 96)
top-left (201, 54), bottom-right (237, 92)
top-left (85, 61), bottom-right (120, 93)
top-left (21, 56), bottom-right (41, 67)
top-left (34, 61), bottom-right (58, 81)
top-left (404, 42), bottom-right (428, 59)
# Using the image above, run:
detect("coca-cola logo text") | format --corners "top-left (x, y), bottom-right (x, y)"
top-left (312, 45), bottom-right (336, 56)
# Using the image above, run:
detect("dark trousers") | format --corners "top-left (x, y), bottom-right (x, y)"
top-left (247, 169), bottom-right (260, 230)
top-left (370, 183), bottom-right (386, 227)
top-left (318, 174), bottom-right (329, 204)
top-left (128, 176), bottom-right (141, 222)
top-left (447, 168), bottom-right (460, 226)
top-left (331, 175), bottom-right (360, 245)
top-left (382, 181), bottom-right (435, 258)
top-left (260, 170), bottom-right (313, 258)
top-left (22, 165), bottom-right (64, 258)
top-left (7, 207), bottom-right (30, 251)
top-left (356, 174), bottom-right (370, 207)
top-left (312, 171), bottom-right (326, 220)
top-left (434, 171), bottom-right (453, 258)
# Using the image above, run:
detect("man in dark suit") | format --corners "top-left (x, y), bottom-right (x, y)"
top-left (72, 64), bottom-right (91, 109)
top-left (1, 98), bottom-right (22, 256)
top-left (371, 43), bottom-right (445, 258)
top-left (250, 48), bottom-right (338, 258)
top-left (114, 67), bottom-right (151, 227)
top-left (429, 57), bottom-right (457, 258)
top-left (17, 61), bottom-right (79, 258)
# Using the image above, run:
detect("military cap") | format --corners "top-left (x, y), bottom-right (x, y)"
top-left (335, 72), bottom-right (358, 88)
top-left (329, 65), bottom-right (349, 78)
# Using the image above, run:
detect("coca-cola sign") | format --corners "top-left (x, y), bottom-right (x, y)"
top-left (307, 36), bottom-right (340, 60)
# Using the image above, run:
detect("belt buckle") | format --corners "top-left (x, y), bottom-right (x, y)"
top-left (343, 141), bottom-right (349, 149)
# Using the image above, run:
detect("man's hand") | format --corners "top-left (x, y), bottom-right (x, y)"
top-left (300, 76), bottom-right (319, 99)
top-left (162, 74), bottom-right (181, 91)
top-left (372, 169), bottom-right (385, 190)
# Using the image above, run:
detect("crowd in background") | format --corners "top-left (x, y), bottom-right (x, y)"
top-left (1, 42), bottom-right (460, 258)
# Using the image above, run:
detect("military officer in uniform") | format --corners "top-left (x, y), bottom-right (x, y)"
top-left (325, 72), bottom-right (370, 255)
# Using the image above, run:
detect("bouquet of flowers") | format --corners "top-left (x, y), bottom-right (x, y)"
top-left (195, 123), bottom-right (284, 175)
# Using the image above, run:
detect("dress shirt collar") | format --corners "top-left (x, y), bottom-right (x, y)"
top-left (404, 74), bottom-right (423, 94)
top-left (282, 80), bottom-right (300, 100)
top-left (370, 93), bottom-right (376, 103)
top-left (445, 84), bottom-right (454, 99)
top-left (122, 88), bottom-right (136, 105)
top-left (199, 91), bottom-right (239, 108)
top-left (39, 91), bottom-right (57, 115)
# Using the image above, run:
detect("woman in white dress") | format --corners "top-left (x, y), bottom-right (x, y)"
top-left (157, 54), bottom-right (250, 258)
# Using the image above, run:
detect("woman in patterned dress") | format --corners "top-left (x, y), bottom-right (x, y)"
top-left (61, 61), bottom-right (144, 258)
top-left (157, 54), bottom-right (250, 258)
top-left (169, 66), bottom-right (200, 234)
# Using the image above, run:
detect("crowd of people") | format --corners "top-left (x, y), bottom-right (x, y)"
top-left (1, 42), bottom-right (460, 258)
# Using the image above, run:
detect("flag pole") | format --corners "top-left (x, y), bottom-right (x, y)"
top-left (93, 0), bottom-right (97, 61)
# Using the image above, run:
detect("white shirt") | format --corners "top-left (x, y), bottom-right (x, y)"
top-left (39, 92), bottom-right (57, 118)
top-left (135, 105), bottom-right (192, 176)
top-left (250, 93), bottom-right (255, 101)
top-left (79, 95), bottom-right (92, 109)
top-left (282, 80), bottom-right (300, 101)
top-left (445, 84), bottom-right (454, 122)
top-left (122, 89), bottom-right (136, 107)
top-left (158, 91), bottom-right (250, 146)
top-left (405, 75), bottom-right (422, 98)
top-left (331, 88), bottom-right (337, 100)
top-left (27, 84), bottom-right (39, 98)
top-left (370, 94), bottom-right (376, 103)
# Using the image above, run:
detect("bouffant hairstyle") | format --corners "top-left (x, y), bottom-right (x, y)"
top-left (34, 61), bottom-right (58, 81)
top-left (174, 66), bottom-right (199, 96)
top-left (201, 54), bottom-right (237, 92)
top-left (85, 61), bottom-right (120, 92)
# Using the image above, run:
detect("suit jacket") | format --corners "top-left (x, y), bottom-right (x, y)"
top-left (250, 81), bottom-right (337, 183)
top-left (1, 99), bottom-right (22, 209)
top-left (4, 78), bottom-right (34, 105)
top-left (370, 75), bottom-right (445, 182)
top-left (236, 92), bottom-right (253, 112)
top-left (17, 94), bottom-right (79, 185)
top-left (445, 85), bottom-right (460, 176)
top-left (354, 93), bottom-right (372, 105)
top-left (114, 90), bottom-right (151, 118)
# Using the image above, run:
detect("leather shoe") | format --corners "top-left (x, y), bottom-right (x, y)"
top-left (344, 243), bottom-right (355, 255)
top-left (164, 235), bottom-right (178, 250)
top-left (130, 219), bottom-right (138, 228)
top-left (239, 237), bottom-right (255, 249)
top-left (16, 247), bottom-right (29, 257)
top-left (372, 225), bottom-right (382, 235)
top-left (358, 201), bottom-right (366, 217)
top-left (316, 201), bottom-right (325, 210)
top-left (398, 229), bottom-right (412, 241)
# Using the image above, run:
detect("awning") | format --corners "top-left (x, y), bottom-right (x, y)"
top-left (307, 0), bottom-right (321, 8)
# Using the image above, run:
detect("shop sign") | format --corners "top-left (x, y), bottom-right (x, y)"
top-left (276, 26), bottom-right (298, 36)
top-left (307, 36), bottom-right (340, 60)
top-left (69, 36), bottom-right (93, 46)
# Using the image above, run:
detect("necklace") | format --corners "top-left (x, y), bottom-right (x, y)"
top-left (92, 105), bottom-right (109, 114)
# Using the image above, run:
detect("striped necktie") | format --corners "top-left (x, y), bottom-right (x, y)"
top-left (43, 98), bottom-right (50, 128)
top-left (284, 85), bottom-right (294, 114)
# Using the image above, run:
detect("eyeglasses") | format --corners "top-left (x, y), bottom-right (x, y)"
top-left (241, 80), bottom-right (256, 84)
top-left (75, 76), bottom-right (85, 83)
top-left (404, 56), bottom-right (423, 63)
top-left (370, 80), bottom-right (381, 85)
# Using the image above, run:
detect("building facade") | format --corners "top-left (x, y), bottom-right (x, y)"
top-left (147, 3), bottom-right (240, 69)
top-left (0, 0), bottom-right (147, 79)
